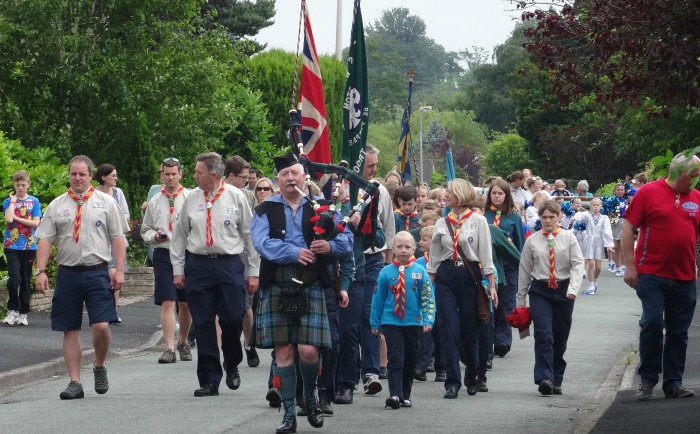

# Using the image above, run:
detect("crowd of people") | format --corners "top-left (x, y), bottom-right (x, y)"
top-left (3, 149), bottom-right (698, 433)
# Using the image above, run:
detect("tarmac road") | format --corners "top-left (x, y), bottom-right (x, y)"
top-left (1, 268), bottom-right (694, 433)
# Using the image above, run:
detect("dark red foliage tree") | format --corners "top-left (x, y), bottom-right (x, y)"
top-left (517, 0), bottom-right (700, 114)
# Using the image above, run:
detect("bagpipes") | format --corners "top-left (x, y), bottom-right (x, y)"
top-left (287, 109), bottom-right (381, 286)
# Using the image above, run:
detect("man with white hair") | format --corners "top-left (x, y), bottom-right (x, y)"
top-left (621, 152), bottom-right (700, 401)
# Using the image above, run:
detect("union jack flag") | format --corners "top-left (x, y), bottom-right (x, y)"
top-left (300, 5), bottom-right (331, 194)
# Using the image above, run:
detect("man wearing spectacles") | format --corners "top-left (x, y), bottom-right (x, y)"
top-left (224, 155), bottom-right (259, 369)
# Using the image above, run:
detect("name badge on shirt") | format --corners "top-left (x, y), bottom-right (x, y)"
top-left (93, 201), bottom-right (105, 209)
top-left (465, 223), bottom-right (477, 230)
top-left (411, 272), bottom-right (422, 279)
top-left (221, 207), bottom-right (233, 216)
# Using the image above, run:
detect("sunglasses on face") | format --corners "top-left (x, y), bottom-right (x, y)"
top-left (162, 157), bottom-right (181, 167)
top-left (256, 186), bottom-right (272, 192)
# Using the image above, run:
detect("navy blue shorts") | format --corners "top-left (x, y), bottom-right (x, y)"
top-left (153, 248), bottom-right (187, 305)
top-left (51, 266), bottom-right (118, 331)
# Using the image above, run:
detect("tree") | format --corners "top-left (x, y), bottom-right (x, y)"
top-left (364, 7), bottom-right (462, 121)
top-left (518, 0), bottom-right (700, 112)
top-left (483, 133), bottom-right (535, 178)
top-left (199, 0), bottom-right (276, 54)
top-left (0, 0), bottom-right (274, 210)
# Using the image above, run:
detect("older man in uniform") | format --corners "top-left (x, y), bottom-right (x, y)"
top-left (171, 152), bottom-right (260, 397)
top-left (142, 157), bottom-right (193, 363)
top-left (252, 153), bottom-right (352, 434)
top-left (359, 144), bottom-right (396, 394)
top-left (35, 155), bottom-right (128, 400)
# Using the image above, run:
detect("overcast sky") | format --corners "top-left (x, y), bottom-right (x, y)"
top-left (256, 0), bottom-right (522, 57)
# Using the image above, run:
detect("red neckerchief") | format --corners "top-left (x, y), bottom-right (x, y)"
top-left (391, 256), bottom-right (417, 319)
top-left (203, 181), bottom-right (225, 247)
top-left (541, 227), bottom-right (561, 289)
top-left (67, 187), bottom-right (95, 242)
top-left (445, 210), bottom-right (473, 261)
top-left (400, 210), bottom-right (419, 231)
top-left (490, 204), bottom-right (501, 227)
top-left (161, 185), bottom-right (185, 232)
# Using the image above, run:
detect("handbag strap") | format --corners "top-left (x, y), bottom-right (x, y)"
top-left (445, 222), bottom-right (482, 287)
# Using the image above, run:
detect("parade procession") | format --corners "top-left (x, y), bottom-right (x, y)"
top-left (2, 1), bottom-right (700, 433)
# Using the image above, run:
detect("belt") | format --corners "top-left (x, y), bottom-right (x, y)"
top-left (61, 262), bottom-right (108, 272)
top-left (193, 253), bottom-right (235, 259)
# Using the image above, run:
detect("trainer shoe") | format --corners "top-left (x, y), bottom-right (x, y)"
top-left (2, 310), bottom-right (18, 325)
top-left (59, 381), bottom-right (84, 400)
top-left (664, 385), bottom-right (695, 399)
top-left (93, 365), bottom-right (109, 394)
top-left (335, 386), bottom-right (353, 404)
top-left (607, 262), bottom-right (615, 272)
top-left (364, 376), bottom-right (382, 395)
top-left (636, 382), bottom-right (654, 400)
top-left (615, 269), bottom-right (624, 277)
top-left (413, 368), bottom-right (427, 381)
top-left (427, 359), bottom-right (435, 373)
top-left (379, 366), bottom-right (388, 379)
top-left (15, 313), bottom-right (28, 326)
top-left (177, 341), bottom-right (193, 361)
top-left (158, 348), bottom-right (177, 364)
top-left (582, 283), bottom-right (596, 296)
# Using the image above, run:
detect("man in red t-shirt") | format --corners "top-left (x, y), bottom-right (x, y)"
top-left (621, 152), bottom-right (700, 401)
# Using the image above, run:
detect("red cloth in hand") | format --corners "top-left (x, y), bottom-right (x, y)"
top-left (506, 307), bottom-right (532, 332)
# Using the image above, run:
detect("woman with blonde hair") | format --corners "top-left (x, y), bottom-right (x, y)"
top-left (427, 178), bottom-right (497, 399)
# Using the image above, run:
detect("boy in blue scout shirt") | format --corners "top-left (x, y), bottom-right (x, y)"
top-left (394, 186), bottom-right (421, 233)
top-left (371, 231), bottom-right (435, 409)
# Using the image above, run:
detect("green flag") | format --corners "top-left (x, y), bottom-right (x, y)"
top-left (342, 0), bottom-right (369, 206)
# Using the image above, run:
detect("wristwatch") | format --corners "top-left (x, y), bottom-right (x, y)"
top-left (34, 269), bottom-right (46, 276)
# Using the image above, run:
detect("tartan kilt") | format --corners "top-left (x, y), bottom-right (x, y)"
top-left (254, 281), bottom-right (332, 349)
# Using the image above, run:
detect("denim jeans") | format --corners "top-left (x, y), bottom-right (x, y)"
top-left (636, 274), bottom-right (696, 391)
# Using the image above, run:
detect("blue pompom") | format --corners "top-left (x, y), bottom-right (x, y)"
top-left (534, 219), bottom-right (541, 231)
top-left (573, 221), bottom-right (587, 231)
top-left (560, 200), bottom-right (575, 218)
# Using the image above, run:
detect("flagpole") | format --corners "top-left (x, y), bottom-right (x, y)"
top-left (335, 0), bottom-right (342, 61)
top-left (419, 106), bottom-right (432, 183)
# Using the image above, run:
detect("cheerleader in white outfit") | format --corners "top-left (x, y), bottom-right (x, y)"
top-left (573, 198), bottom-right (614, 295)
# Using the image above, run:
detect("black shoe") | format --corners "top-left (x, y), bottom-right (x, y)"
top-left (494, 344), bottom-right (510, 358)
top-left (276, 416), bottom-right (297, 434)
top-left (553, 385), bottom-right (562, 395)
top-left (335, 386), bottom-right (353, 404)
top-left (538, 378), bottom-right (554, 396)
top-left (245, 347), bottom-right (260, 368)
top-left (305, 397), bottom-right (324, 429)
top-left (267, 388), bottom-right (282, 408)
top-left (444, 386), bottom-right (459, 399)
top-left (378, 366), bottom-right (388, 379)
top-left (413, 368), bottom-right (427, 382)
top-left (385, 396), bottom-right (401, 409)
top-left (435, 371), bottom-right (446, 382)
top-left (466, 378), bottom-right (478, 396)
top-left (225, 367), bottom-right (241, 390)
top-left (477, 381), bottom-right (489, 393)
top-left (194, 383), bottom-right (219, 397)
top-left (320, 398), bottom-right (334, 415)
top-left (486, 359), bottom-right (493, 370)
top-left (297, 404), bottom-right (307, 417)
top-left (427, 359), bottom-right (435, 373)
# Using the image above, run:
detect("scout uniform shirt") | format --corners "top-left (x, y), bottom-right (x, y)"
top-left (170, 183), bottom-right (260, 277)
top-left (141, 187), bottom-right (191, 249)
top-left (35, 190), bottom-right (129, 266)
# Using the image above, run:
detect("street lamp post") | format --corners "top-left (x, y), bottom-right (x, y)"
top-left (419, 106), bottom-right (432, 184)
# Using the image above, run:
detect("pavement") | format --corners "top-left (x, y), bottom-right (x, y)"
top-left (0, 268), bottom-right (698, 433)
